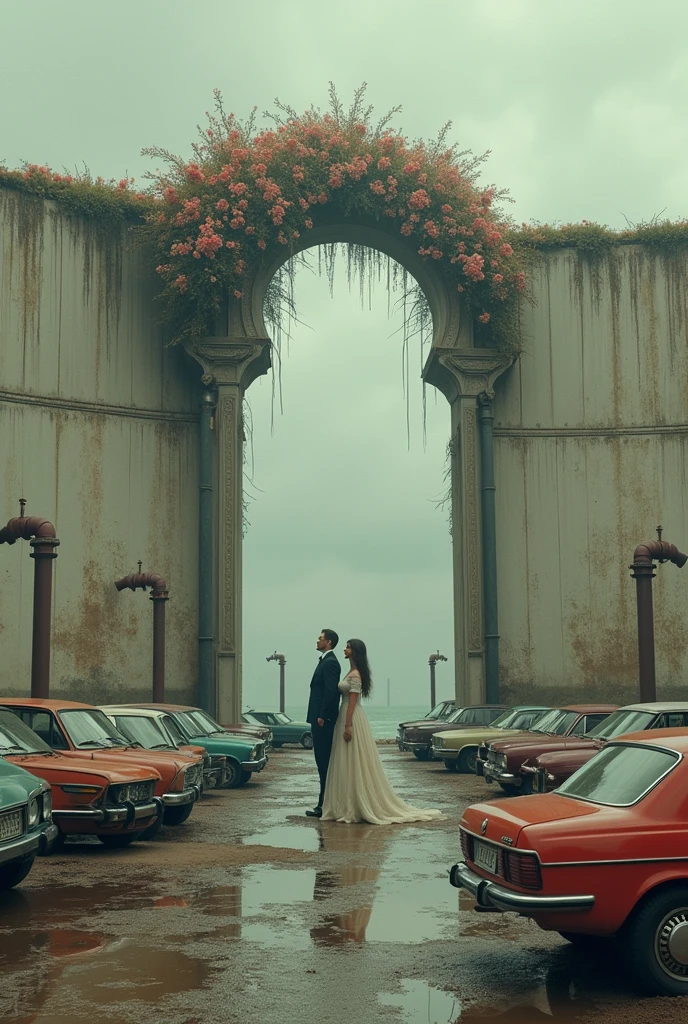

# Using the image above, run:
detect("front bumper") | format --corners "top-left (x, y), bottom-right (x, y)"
top-left (162, 785), bottom-right (201, 807)
top-left (483, 763), bottom-right (522, 787)
top-left (432, 745), bottom-right (456, 760)
top-left (398, 740), bottom-right (431, 753)
top-left (0, 822), bottom-right (59, 865)
top-left (52, 799), bottom-right (159, 825)
top-left (449, 861), bottom-right (595, 914)
top-left (241, 756), bottom-right (268, 773)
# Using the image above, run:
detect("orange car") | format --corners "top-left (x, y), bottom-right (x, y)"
top-left (0, 699), bottom-right (204, 828)
top-left (0, 709), bottom-right (161, 848)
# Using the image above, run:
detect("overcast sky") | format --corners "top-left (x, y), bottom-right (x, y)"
top-left (2, 1), bottom-right (687, 708)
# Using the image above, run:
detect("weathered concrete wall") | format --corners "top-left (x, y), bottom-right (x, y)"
top-left (495, 247), bottom-right (688, 704)
top-left (0, 190), bottom-right (200, 704)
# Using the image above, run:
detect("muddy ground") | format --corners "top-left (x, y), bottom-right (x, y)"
top-left (1, 746), bottom-right (684, 1023)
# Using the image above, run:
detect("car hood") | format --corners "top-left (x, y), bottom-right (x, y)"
top-left (405, 720), bottom-right (467, 737)
top-left (487, 730), bottom-right (564, 753)
top-left (461, 794), bottom-right (600, 849)
top-left (7, 753), bottom-right (161, 785)
top-left (438, 726), bottom-right (525, 746)
top-left (519, 736), bottom-right (600, 761)
top-left (63, 748), bottom-right (199, 779)
top-left (400, 718), bottom-right (445, 730)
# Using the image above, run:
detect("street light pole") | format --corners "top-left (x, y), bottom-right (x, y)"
top-left (428, 651), bottom-right (447, 710)
top-left (266, 651), bottom-right (286, 712)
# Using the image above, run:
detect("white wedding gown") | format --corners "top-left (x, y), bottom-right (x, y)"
top-left (321, 672), bottom-right (443, 825)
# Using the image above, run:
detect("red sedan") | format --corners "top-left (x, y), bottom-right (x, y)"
top-left (451, 729), bottom-right (688, 996)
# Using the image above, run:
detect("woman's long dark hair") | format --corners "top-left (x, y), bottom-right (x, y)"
top-left (347, 638), bottom-right (372, 698)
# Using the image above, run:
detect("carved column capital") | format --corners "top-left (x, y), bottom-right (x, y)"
top-left (423, 347), bottom-right (514, 403)
top-left (184, 337), bottom-right (272, 389)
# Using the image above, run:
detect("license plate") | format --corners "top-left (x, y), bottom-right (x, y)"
top-left (0, 809), bottom-right (23, 841)
top-left (473, 840), bottom-right (498, 875)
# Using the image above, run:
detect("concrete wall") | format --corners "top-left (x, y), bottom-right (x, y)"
top-left (495, 247), bottom-right (688, 704)
top-left (0, 190), bottom-right (200, 704)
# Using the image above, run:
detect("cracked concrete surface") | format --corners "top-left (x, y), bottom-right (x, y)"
top-left (1, 747), bottom-right (685, 1023)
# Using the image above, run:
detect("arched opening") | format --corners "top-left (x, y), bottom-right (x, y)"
top-left (242, 243), bottom-right (454, 719)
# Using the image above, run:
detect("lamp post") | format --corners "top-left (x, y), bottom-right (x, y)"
top-left (266, 651), bottom-right (286, 712)
top-left (428, 651), bottom-right (447, 710)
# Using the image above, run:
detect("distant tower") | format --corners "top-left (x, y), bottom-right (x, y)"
top-left (386, 677), bottom-right (391, 707)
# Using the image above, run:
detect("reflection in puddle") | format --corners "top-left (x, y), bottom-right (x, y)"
top-left (242, 824), bottom-right (320, 852)
top-left (379, 979), bottom-right (459, 1023)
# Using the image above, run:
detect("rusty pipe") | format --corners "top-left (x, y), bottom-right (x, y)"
top-left (0, 514), bottom-right (59, 699)
top-left (630, 537), bottom-right (688, 703)
top-left (114, 571), bottom-right (169, 702)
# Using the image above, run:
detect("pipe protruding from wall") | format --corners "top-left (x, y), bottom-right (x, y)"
top-left (114, 570), bottom-right (169, 702)
top-left (0, 510), bottom-right (59, 699)
top-left (428, 651), bottom-right (447, 710)
top-left (630, 530), bottom-right (687, 703)
top-left (266, 651), bottom-right (286, 713)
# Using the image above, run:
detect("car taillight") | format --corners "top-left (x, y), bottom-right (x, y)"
top-left (459, 828), bottom-right (472, 860)
top-left (505, 850), bottom-right (542, 889)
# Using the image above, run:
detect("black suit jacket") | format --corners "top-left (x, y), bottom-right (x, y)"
top-left (306, 652), bottom-right (341, 724)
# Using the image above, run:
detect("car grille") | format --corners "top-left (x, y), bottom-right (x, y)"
top-left (0, 807), bottom-right (25, 841)
top-left (184, 763), bottom-right (203, 788)
top-left (129, 781), bottom-right (155, 804)
top-left (460, 827), bottom-right (542, 890)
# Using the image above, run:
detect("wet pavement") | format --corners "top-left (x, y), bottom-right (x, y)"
top-left (1, 747), bottom-right (685, 1023)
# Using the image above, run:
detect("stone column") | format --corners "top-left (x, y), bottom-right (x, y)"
top-left (185, 335), bottom-right (271, 722)
top-left (423, 348), bottom-right (512, 705)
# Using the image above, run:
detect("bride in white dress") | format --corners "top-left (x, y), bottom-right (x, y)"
top-left (321, 639), bottom-right (442, 825)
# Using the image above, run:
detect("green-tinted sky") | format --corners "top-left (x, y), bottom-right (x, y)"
top-left (2, 1), bottom-right (686, 706)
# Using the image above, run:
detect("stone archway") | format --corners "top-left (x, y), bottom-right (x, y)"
top-left (185, 218), bottom-right (512, 722)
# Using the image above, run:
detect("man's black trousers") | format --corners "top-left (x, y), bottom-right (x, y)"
top-left (311, 719), bottom-right (336, 807)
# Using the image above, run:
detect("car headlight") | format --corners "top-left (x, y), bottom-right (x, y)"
top-left (249, 746), bottom-right (258, 761)
top-left (108, 784), bottom-right (130, 805)
top-left (42, 789), bottom-right (52, 820)
top-left (434, 737), bottom-right (444, 749)
top-left (27, 796), bottom-right (40, 827)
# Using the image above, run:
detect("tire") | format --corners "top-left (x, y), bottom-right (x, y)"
top-left (457, 747), bottom-right (479, 774)
top-left (39, 829), bottom-right (65, 856)
top-left (237, 770), bottom-right (252, 787)
top-left (0, 856), bottom-right (35, 890)
top-left (300, 733), bottom-right (313, 750)
top-left (624, 885), bottom-right (688, 996)
top-left (520, 774), bottom-right (534, 795)
top-left (498, 782), bottom-right (518, 796)
top-left (222, 760), bottom-right (242, 789)
top-left (413, 749), bottom-right (431, 761)
top-left (271, 741), bottom-right (283, 749)
top-left (443, 759), bottom-right (460, 772)
top-left (558, 931), bottom-right (608, 946)
top-left (140, 814), bottom-right (165, 840)
top-left (97, 832), bottom-right (143, 849)
top-left (163, 802), bottom-right (194, 826)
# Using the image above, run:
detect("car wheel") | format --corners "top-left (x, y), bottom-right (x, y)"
top-left (97, 832), bottom-right (143, 849)
top-left (39, 828), bottom-right (65, 856)
top-left (413, 749), bottom-right (431, 761)
top-left (458, 747), bottom-right (479, 774)
top-left (139, 814), bottom-right (165, 840)
top-left (222, 760), bottom-right (242, 789)
top-left (625, 885), bottom-right (688, 996)
top-left (272, 741), bottom-right (283, 749)
top-left (237, 770), bottom-right (252, 787)
top-left (163, 803), bottom-right (194, 827)
top-left (498, 782), bottom-right (518, 796)
top-left (520, 774), bottom-right (534, 795)
top-left (0, 856), bottom-right (35, 890)
top-left (443, 759), bottom-right (459, 772)
top-left (301, 733), bottom-right (313, 750)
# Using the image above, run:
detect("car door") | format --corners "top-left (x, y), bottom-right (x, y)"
top-left (14, 708), bottom-right (69, 750)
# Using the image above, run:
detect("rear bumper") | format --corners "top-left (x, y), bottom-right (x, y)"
top-left (449, 861), bottom-right (595, 914)
top-left (0, 822), bottom-right (58, 865)
top-left (52, 799), bottom-right (159, 825)
top-left (241, 756), bottom-right (267, 773)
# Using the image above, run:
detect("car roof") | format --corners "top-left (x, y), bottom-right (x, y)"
top-left (557, 705), bottom-right (618, 713)
top-left (610, 728), bottom-right (688, 751)
top-left (508, 705), bottom-right (550, 711)
top-left (0, 697), bottom-right (96, 710)
top-left (245, 709), bottom-right (289, 714)
top-left (113, 703), bottom-right (203, 713)
top-left (619, 702), bottom-right (688, 712)
top-left (99, 706), bottom-right (165, 718)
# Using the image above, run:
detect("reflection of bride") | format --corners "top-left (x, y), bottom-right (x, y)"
top-left (321, 640), bottom-right (442, 825)
top-left (310, 822), bottom-right (387, 946)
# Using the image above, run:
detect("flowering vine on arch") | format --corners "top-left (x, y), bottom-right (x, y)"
top-left (143, 85), bottom-right (526, 353)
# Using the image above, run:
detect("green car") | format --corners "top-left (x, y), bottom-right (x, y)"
top-left (243, 710), bottom-right (313, 749)
top-left (0, 757), bottom-right (57, 889)
top-left (119, 704), bottom-right (268, 789)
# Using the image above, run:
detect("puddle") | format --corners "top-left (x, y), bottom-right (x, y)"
top-left (379, 980), bottom-right (459, 1023)
top-left (242, 824), bottom-right (321, 852)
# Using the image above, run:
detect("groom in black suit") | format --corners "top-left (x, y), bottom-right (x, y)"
top-left (305, 628), bottom-right (341, 817)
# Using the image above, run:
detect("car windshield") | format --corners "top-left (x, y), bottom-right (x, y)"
top-left (243, 713), bottom-right (261, 725)
top-left (175, 712), bottom-right (206, 738)
top-left (586, 709), bottom-right (655, 740)
top-left (446, 706), bottom-right (468, 724)
top-left (59, 709), bottom-right (131, 748)
top-left (162, 715), bottom-right (188, 746)
top-left (492, 709), bottom-right (545, 730)
top-left (187, 709), bottom-right (226, 735)
top-left (112, 715), bottom-right (174, 750)
top-left (0, 712), bottom-right (52, 755)
top-left (531, 709), bottom-right (576, 735)
top-left (272, 713), bottom-right (291, 724)
top-left (557, 743), bottom-right (679, 806)
top-left (511, 709), bottom-right (550, 730)
top-left (425, 702), bottom-right (452, 720)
